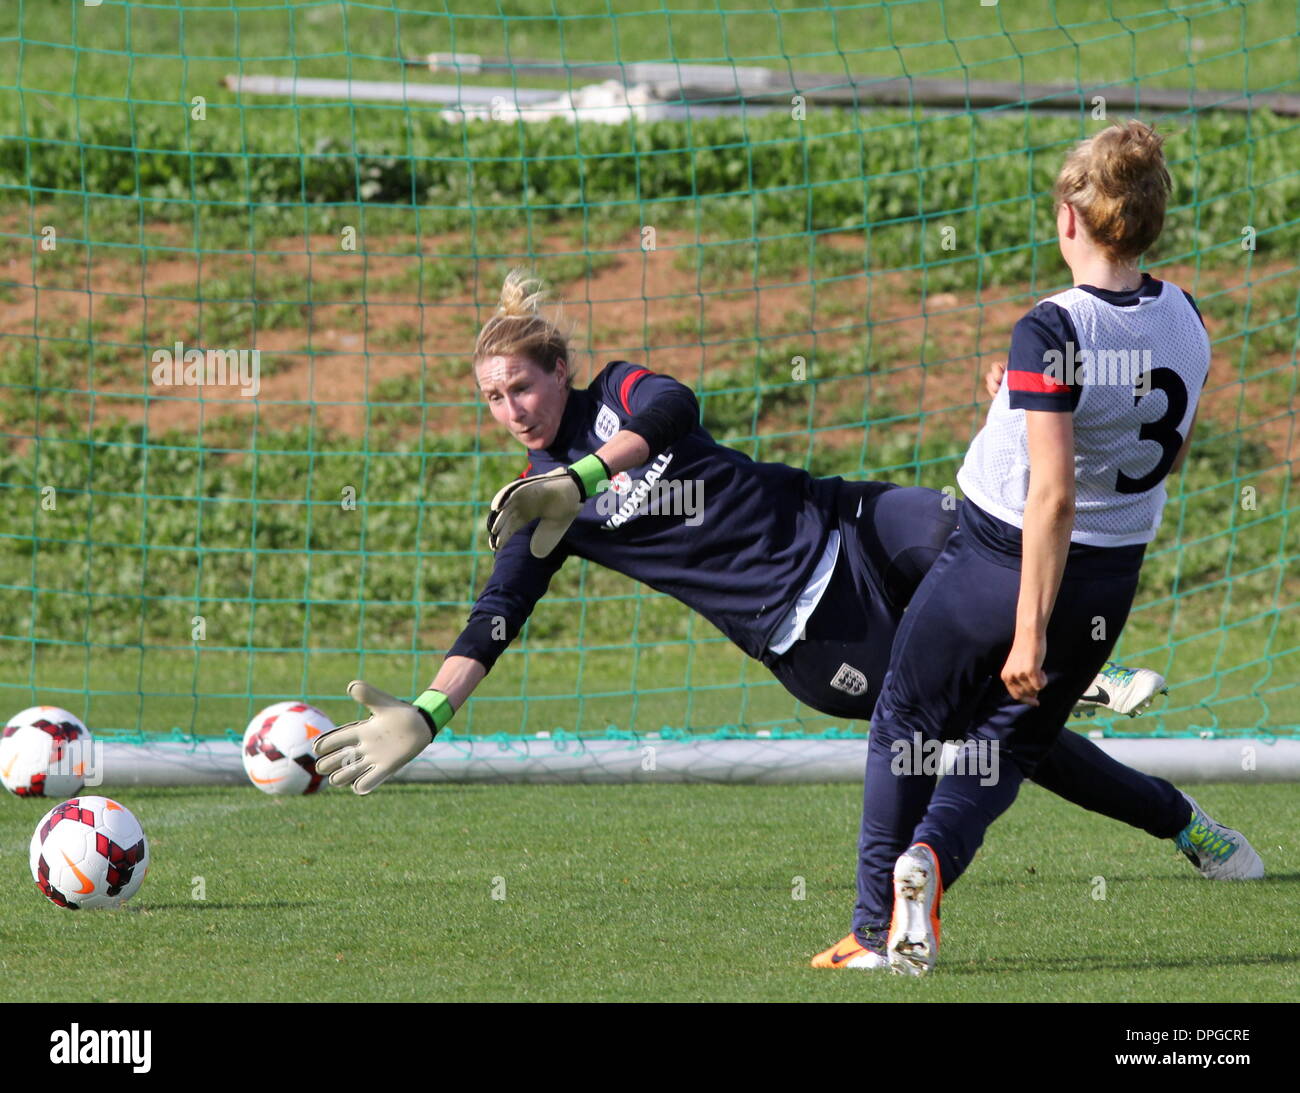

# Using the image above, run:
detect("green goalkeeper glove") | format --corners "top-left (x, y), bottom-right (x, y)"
top-left (486, 453), bottom-right (610, 558)
top-left (312, 680), bottom-right (454, 795)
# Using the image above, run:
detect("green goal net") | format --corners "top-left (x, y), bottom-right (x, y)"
top-left (1, 0), bottom-right (1296, 744)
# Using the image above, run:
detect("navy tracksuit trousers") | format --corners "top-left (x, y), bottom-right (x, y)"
top-left (762, 483), bottom-right (1185, 943)
top-left (851, 497), bottom-right (1150, 938)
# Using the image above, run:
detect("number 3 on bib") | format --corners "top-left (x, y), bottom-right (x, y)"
top-left (1115, 368), bottom-right (1189, 495)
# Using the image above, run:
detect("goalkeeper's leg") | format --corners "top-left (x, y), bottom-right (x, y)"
top-left (1031, 726), bottom-right (1188, 838)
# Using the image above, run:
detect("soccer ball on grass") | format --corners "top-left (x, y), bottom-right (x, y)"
top-left (29, 796), bottom-right (149, 910)
top-left (1, 706), bottom-right (93, 798)
top-left (242, 701), bottom-right (334, 795)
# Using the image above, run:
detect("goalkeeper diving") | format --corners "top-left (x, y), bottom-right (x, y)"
top-left (313, 270), bottom-right (1262, 886)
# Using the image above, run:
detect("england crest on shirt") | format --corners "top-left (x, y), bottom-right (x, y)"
top-left (595, 403), bottom-right (620, 442)
top-left (830, 663), bottom-right (868, 696)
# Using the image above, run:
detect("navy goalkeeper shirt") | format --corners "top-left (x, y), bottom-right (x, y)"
top-left (448, 362), bottom-right (841, 670)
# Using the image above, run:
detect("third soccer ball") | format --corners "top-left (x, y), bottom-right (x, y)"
top-left (242, 701), bottom-right (334, 795)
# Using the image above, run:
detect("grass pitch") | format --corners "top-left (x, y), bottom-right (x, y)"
top-left (1, 780), bottom-right (1296, 1003)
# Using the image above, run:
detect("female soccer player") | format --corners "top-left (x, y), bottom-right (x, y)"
top-left (312, 264), bottom-right (1260, 928)
top-left (824, 120), bottom-right (1262, 979)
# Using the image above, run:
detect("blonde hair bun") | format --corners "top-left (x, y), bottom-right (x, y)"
top-left (496, 268), bottom-right (547, 319)
top-left (1053, 120), bottom-right (1172, 262)
top-left (474, 268), bottom-right (574, 386)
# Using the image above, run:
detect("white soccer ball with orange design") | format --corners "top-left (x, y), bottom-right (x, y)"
top-left (29, 796), bottom-right (149, 910)
top-left (1, 706), bottom-right (93, 798)
top-left (241, 701), bottom-right (334, 795)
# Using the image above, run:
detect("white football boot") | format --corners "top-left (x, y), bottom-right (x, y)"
top-left (887, 843), bottom-right (943, 977)
top-left (1175, 794), bottom-right (1265, 880)
top-left (1074, 662), bottom-right (1168, 718)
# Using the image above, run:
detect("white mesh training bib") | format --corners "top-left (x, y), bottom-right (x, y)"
top-left (958, 281), bottom-right (1210, 546)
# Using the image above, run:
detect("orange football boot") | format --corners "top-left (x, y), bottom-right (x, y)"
top-left (810, 933), bottom-right (887, 970)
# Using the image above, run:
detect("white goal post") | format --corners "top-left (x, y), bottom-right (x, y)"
top-left (94, 734), bottom-right (1300, 788)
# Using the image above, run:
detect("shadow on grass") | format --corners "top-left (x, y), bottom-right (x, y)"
top-left (135, 900), bottom-right (319, 911)
top-left (89, 783), bottom-right (498, 802)
top-left (942, 949), bottom-right (1300, 976)
top-left (955, 871), bottom-right (1300, 887)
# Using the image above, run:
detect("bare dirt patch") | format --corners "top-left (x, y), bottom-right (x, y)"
top-left (2, 224), bottom-right (1295, 471)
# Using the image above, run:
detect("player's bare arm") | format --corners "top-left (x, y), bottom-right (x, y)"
top-left (1003, 409), bottom-right (1076, 706)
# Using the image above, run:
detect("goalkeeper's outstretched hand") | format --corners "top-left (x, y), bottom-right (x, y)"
top-left (312, 680), bottom-right (442, 795)
top-left (487, 453), bottom-right (609, 557)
